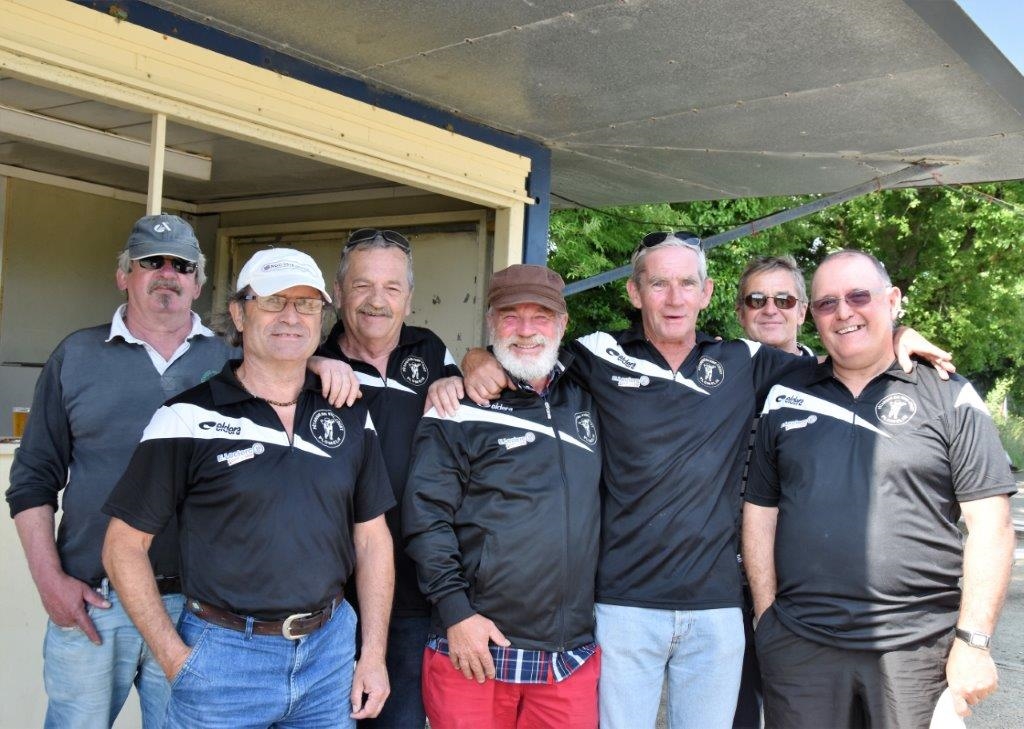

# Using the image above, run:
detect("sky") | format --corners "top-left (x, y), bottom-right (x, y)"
top-left (956, 0), bottom-right (1024, 73)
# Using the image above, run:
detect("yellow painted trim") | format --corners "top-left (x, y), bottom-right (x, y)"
top-left (0, 0), bottom-right (533, 209)
top-left (493, 204), bottom-right (525, 270)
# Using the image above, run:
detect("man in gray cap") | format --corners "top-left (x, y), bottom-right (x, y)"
top-left (5, 213), bottom-right (233, 727)
top-left (5, 215), bottom-right (358, 727)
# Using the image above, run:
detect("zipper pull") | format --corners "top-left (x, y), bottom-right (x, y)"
top-left (544, 401), bottom-right (552, 420)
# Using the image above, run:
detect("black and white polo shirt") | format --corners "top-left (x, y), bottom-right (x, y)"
top-left (570, 325), bottom-right (812, 611)
top-left (746, 360), bottom-right (1017, 650)
top-left (104, 361), bottom-right (394, 620)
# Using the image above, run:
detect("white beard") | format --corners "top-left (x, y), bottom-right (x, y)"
top-left (492, 334), bottom-right (560, 384)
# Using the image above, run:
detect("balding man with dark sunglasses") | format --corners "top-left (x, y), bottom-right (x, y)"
top-left (743, 249), bottom-right (1015, 728)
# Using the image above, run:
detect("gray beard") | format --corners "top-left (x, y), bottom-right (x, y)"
top-left (492, 339), bottom-right (560, 385)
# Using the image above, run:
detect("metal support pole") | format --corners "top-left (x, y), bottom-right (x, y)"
top-left (146, 113), bottom-right (167, 215)
top-left (563, 162), bottom-right (944, 296)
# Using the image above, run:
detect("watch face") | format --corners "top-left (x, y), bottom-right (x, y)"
top-left (970, 634), bottom-right (989, 648)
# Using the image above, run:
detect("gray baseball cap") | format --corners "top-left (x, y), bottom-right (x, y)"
top-left (124, 214), bottom-right (201, 262)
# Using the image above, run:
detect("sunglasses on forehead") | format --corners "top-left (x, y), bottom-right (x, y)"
top-left (743, 293), bottom-right (804, 310)
top-left (344, 228), bottom-right (411, 252)
top-left (136, 256), bottom-right (197, 275)
top-left (638, 230), bottom-right (703, 251)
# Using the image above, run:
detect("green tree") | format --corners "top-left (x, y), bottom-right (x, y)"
top-left (547, 183), bottom-right (1024, 407)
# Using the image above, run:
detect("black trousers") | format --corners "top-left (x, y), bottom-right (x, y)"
top-left (755, 605), bottom-right (953, 729)
top-left (733, 586), bottom-right (764, 729)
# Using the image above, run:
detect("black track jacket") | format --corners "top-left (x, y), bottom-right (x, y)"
top-left (403, 349), bottom-right (602, 651)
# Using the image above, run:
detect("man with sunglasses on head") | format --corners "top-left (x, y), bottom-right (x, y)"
top-left (4, 214), bottom-right (237, 727)
top-left (743, 249), bottom-right (1015, 728)
top-left (102, 247), bottom-right (395, 727)
top-left (318, 228), bottom-right (461, 728)
top-left (439, 232), bottom-right (953, 728)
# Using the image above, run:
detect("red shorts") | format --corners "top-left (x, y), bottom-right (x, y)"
top-left (421, 646), bottom-right (600, 729)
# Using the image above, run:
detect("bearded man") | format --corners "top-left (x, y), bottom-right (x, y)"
top-left (403, 264), bottom-right (604, 728)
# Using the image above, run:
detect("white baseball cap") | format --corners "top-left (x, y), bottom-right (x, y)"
top-left (235, 248), bottom-right (332, 303)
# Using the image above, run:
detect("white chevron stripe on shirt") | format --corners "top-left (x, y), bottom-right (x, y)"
top-left (353, 370), bottom-right (416, 394)
top-left (761, 384), bottom-right (890, 438)
top-left (954, 382), bottom-right (990, 415)
top-left (141, 402), bottom-right (332, 457)
top-left (423, 404), bottom-right (595, 453)
top-left (576, 331), bottom-right (708, 394)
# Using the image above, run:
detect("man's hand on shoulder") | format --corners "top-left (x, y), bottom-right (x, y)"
top-left (307, 356), bottom-right (361, 407)
top-left (446, 613), bottom-right (510, 684)
top-left (893, 327), bottom-right (955, 380)
top-left (426, 376), bottom-right (464, 417)
top-left (946, 637), bottom-right (999, 717)
top-left (461, 348), bottom-right (512, 406)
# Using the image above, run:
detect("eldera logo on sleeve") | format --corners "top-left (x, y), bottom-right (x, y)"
top-left (875, 393), bottom-right (917, 426)
top-left (400, 355), bottom-right (428, 385)
top-left (309, 410), bottom-right (346, 448)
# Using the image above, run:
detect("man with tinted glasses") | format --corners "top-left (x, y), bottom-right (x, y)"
top-left (319, 228), bottom-right (460, 728)
top-left (102, 247), bottom-right (395, 727)
top-left (443, 233), bottom-right (953, 728)
top-left (736, 255), bottom-right (813, 358)
top-left (5, 214), bottom-right (235, 727)
top-left (744, 249), bottom-right (1015, 728)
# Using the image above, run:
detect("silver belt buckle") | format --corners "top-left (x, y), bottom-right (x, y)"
top-left (281, 612), bottom-right (313, 640)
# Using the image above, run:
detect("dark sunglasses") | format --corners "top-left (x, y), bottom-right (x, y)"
top-left (638, 230), bottom-right (703, 251)
top-left (809, 287), bottom-right (888, 316)
top-left (136, 256), bottom-right (197, 275)
top-left (344, 228), bottom-right (411, 252)
top-left (743, 293), bottom-right (803, 310)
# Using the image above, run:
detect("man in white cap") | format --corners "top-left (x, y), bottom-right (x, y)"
top-left (102, 248), bottom-right (395, 727)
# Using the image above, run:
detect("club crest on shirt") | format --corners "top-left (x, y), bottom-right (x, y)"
top-left (695, 357), bottom-right (725, 388)
top-left (875, 393), bottom-right (917, 425)
top-left (575, 411), bottom-right (598, 445)
top-left (310, 409), bottom-right (345, 448)
top-left (400, 355), bottom-right (428, 386)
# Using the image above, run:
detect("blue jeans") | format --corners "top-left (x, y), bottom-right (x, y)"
top-left (595, 603), bottom-right (744, 729)
top-left (166, 600), bottom-right (357, 729)
top-left (43, 587), bottom-right (184, 729)
top-left (359, 615), bottom-right (429, 728)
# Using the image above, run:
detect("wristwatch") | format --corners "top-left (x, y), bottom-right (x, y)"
top-left (954, 627), bottom-right (992, 650)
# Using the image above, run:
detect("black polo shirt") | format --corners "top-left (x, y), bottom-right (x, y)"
top-left (319, 322), bottom-right (460, 616)
top-left (104, 361), bottom-right (394, 620)
top-left (746, 361), bottom-right (1017, 650)
top-left (571, 325), bottom-right (811, 610)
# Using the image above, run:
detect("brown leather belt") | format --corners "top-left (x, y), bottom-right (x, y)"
top-left (185, 595), bottom-right (341, 640)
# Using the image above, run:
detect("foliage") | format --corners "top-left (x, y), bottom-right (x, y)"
top-left (547, 183), bottom-right (1024, 404)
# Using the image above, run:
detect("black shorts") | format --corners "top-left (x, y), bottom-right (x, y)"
top-left (755, 605), bottom-right (953, 729)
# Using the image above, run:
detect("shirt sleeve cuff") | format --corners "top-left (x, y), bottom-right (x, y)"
top-left (436, 590), bottom-right (475, 629)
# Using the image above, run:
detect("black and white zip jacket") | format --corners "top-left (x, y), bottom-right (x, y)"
top-left (402, 349), bottom-right (602, 651)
